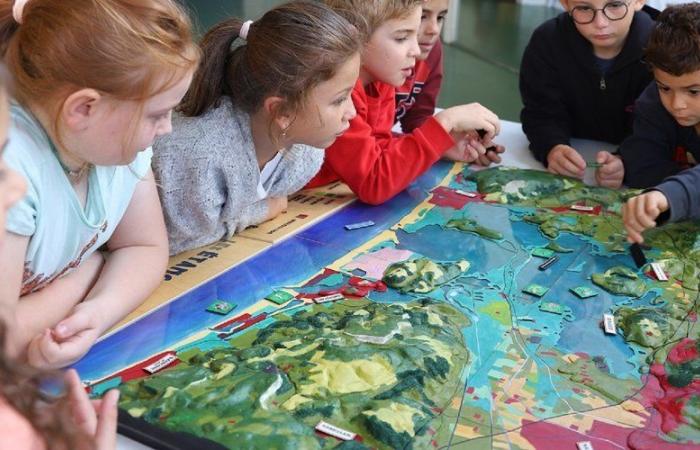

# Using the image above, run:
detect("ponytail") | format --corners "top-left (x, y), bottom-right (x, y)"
top-left (179, 19), bottom-right (246, 117)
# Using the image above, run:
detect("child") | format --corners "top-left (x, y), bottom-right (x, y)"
top-left (0, 64), bottom-right (118, 450)
top-left (153, 1), bottom-right (360, 255)
top-left (307, 0), bottom-right (503, 205)
top-left (520, 0), bottom-right (656, 187)
top-left (0, 0), bottom-right (199, 369)
top-left (622, 4), bottom-right (700, 243)
top-left (395, 0), bottom-right (447, 132)
top-left (619, 3), bottom-right (700, 188)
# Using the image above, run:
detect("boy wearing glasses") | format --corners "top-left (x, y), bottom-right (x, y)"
top-left (619, 3), bottom-right (700, 189)
top-left (520, 0), bottom-right (656, 187)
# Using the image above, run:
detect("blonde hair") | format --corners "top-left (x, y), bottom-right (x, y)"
top-left (0, 0), bottom-right (200, 139)
top-left (323, 0), bottom-right (423, 39)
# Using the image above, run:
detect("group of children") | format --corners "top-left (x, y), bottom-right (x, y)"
top-left (520, 1), bottom-right (700, 243)
top-left (0, 0), bottom-right (698, 447)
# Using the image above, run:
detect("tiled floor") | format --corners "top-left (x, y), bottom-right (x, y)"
top-left (183, 0), bottom-right (561, 121)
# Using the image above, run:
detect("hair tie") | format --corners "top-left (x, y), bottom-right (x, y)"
top-left (13, 0), bottom-right (29, 24)
top-left (239, 20), bottom-right (253, 40)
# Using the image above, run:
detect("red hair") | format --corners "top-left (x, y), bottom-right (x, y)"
top-left (0, 0), bottom-right (200, 136)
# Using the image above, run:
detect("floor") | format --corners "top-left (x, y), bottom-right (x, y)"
top-left (182, 0), bottom-right (561, 121)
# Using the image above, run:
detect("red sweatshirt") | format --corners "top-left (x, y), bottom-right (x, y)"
top-left (395, 40), bottom-right (444, 133)
top-left (306, 78), bottom-right (454, 205)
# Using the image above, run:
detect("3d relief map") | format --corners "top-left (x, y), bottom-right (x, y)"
top-left (83, 166), bottom-right (700, 449)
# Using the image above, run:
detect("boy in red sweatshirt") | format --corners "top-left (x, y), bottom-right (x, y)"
top-left (307, 0), bottom-right (502, 205)
top-left (395, 0), bottom-right (447, 133)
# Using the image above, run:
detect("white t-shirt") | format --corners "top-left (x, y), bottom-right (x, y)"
top-left (4, 103), bottom-right (152, 295)
top-left (256, 152), bottom-right (283, 200)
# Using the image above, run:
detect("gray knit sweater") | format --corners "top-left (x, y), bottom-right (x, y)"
top-left (152, 97), bottom-right (324, 255)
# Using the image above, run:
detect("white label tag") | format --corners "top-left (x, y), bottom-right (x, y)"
top-left (314, 293), bottom-right (345, 304)
top-left (144, 354), bottom-right (178, 374)
top-left (315, 421), bottom-right (356, 441)
top-left (651, 262), bottom-right (668, 281)
top-left (577, 442), bottom-right (594, 450)
top-left (603, 314), bottom-right (617, 335)
top-left (455, 190), bottom-right (478, 198)
top-left (570, 205), bottom-right (595, 212)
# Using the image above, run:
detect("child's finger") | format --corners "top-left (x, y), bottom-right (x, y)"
top-left (626, 228), bottom-right (644, 244)
top-left (468, 140), bottom-right (486, 156)
top-left (54, 310), bottom-right (92, 340)
top-left (465, 146), bottom-right (480, 162)
top-left (65, 369), bottom-right (98, 435)
top-left (30, 329), bottom-right (62, 368)
top-left (487, 150), bottom-right (502, 164)
top-left (563, 149), bottom-right (586, 172)
top-left (557, 159), bottom-right (584, 178)
top-left (94, 389), bottom-right (119, 450)
top-left (634, 197), bottom-right (652, 225)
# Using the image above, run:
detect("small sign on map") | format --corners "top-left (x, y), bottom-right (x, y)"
top-left (315, 421), bottom-right (356, 441)
top-left (523, 283), bottom-right (549, 297)
top-left (454, 189), bottom-right (478, 198)
top-left (577, 441), bottom-right (594, 450)
top-left (570, 286), bottom-right (598, 299)
top-left (570, 204), bottom-right (595, 212)
top-left (603, 313), bottom-right (617, 335)
top-left (539, 301), bottom-right (565, 315)
top-left (144, 354), bottom-right (178, 374)
top-left (344, 220), bottom-right (375, 231)
top-left (650, 262), bottom-right (668, 281)
top-left (314, 293), bottom-right (345, 304)
top-left (531, 247), bottom-right (555, 259)
top-left (265, 290), bottom-right (295, 305)
top-left (206, 300), bottom-right (235, 315)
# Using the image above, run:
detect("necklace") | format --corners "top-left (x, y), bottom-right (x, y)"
top-left (54, 154), bottom-right (92, 184)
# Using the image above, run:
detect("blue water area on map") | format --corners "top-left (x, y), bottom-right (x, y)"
top-left (74, 163), bottom-right (454, 381)
top-left (510, 223), bottom-right (638, 377)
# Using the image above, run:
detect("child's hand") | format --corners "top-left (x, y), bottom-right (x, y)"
top-left (64, 369), bottom-right (119, 450)
top-left (622, 190), bottom-right (669, 244)
top-left (27, 303), bottom-right (101, 369)
top-left (475, 144), bottom-right (505, 167)
top-left (265, 196), bottom-right (288, 222)
top-left (435, 103), bottom-right (501, 140)
top-left (594, 151), bottom-right (624, 188)
top-left (547, 144), bottom-right (585, 178)
top-left (443, 134), bottom-right (483, 162)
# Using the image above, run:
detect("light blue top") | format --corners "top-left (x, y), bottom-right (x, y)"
top-left (4, 103), bottom-right (152, 295)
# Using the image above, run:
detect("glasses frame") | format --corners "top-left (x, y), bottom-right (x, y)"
top-left (569, 1), bottom-right (630, 25)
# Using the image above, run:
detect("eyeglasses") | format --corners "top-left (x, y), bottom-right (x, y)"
top-left (570, 1), bottom-right (630, 25)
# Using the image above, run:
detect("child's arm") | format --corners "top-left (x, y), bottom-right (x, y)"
top-left (623, 164), bottom-right (700, 243)
top-left (519, 27), bottom-right (573, 164)
top-left (27, 170), bottom-right (168, 368)
top-left (0, 234), bottom-right (105, 361)
top-left (400, 42), bottom-right (443, 133)
top-left (324, 100), bottom-right (497, 205)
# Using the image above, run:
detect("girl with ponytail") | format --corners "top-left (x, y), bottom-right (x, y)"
top-left (153, 0), bottom-right (361, 254)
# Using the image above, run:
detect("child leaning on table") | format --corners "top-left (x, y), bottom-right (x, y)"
top-left (520, 0), bottom-right (656, 187)
top-left (618, 3), bottom-right (700, 189)
top-left (621, 5), bottom-right (700, 243)
top-left (306, 0), bottom-right (504, 205)
top-left (0, 0), bottom-right (199, 369)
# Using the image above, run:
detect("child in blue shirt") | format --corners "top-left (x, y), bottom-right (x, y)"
top-left (0, 0), bottom-right (199, 369)
top-left (622, 4), bottom-right (700, 242)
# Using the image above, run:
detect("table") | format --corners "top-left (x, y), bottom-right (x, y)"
top-left (116, 120), bottom-right (616, 449)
